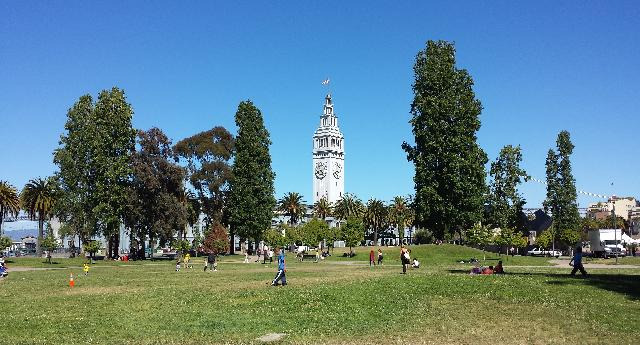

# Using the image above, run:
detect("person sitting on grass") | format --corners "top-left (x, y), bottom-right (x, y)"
top-left (494, 261), bottom-right (504, 274)
top-left (412, 258), bottom-right (420, 268)
top-left (470, 262), bottom-right (482, 275)
top-left (481, 266), bottom-right (494, 275)
top-left (569, 246), bottom-right (588, 277)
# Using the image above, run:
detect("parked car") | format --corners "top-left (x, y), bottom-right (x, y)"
top-left (527, 247), bottom-right (561, 258)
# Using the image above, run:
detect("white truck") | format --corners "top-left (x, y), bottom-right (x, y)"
top-left (588, 229), bottom-right (627, 258)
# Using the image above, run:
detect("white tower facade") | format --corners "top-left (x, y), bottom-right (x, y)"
top-left (312, 94), bottom-right (345, 205)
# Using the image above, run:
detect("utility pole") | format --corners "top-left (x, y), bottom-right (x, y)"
top-left (612, 196), bottom-right (618, 265)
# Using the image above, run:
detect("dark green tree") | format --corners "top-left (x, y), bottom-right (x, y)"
top-left (301, 218), bottom-right (329, 247)
top-left (228, 101), bottom-right (276, 251)
top-left (342, 217), bottom-right (364, 256)
top-left (402, 40), bottom-right (487, 241)
top-left (486, 145), bottom-right (529, 231)
top-left (174, 126), bottom-right (234, 227)
top-left (91, 88), bottom-right (136, 259)
top-left (543, 131), bottom-right (580, 249)
top-left (124, 128), bottom-right (187, 259)
top-left (53, 95), bottom-right (98, 248)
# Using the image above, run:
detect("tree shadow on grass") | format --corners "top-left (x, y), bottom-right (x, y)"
top-left (447, 269), bottom-right (640, 301)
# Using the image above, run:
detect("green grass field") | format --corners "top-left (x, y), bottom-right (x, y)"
top-left (1, 245), bottom-right (639, 345)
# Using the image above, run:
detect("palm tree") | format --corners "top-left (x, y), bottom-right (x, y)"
top-left (20, 177), bottom-right (57, 257)
top-left (278, 192), bottom-right (305, 225)
top-left (363, 198), bottom-right (388, 247)
top-left (389, 196), bottom-right (411, 244)
top-left (0, 180), bottom-right (21, 236)
top-left (334, 193), bottom-right (364, 222)
top-left (313, 197), bottom-right (333, 220)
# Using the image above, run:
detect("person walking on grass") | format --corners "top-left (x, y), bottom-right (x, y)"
top-left (400, 245), bottom-right (410, 274)
top-left (271, 248), bottom-right (287, 286)
top-left (369, 249), bottom-right (376, 267)
top-left (377, 248), bottom-right (383, 265)
top-left (569, 246), bottom-right (588, 277)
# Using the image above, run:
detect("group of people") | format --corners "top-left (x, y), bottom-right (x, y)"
top-left (174, 252), bottom-right (218, 272)
top-left (470, 260), bottom-right (504, 275)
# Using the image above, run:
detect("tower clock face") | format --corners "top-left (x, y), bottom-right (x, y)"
top-left (315, 162), bottom-right (327, 179)
top-left (333, 162), bottom-right (342, 179)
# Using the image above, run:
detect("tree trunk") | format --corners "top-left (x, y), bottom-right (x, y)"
top-left (0, 212), bottom-right (4, 236)
top-left (229, 226), bottom-right (235, 255)
top-left (36, 218), bottom-right (44, 257)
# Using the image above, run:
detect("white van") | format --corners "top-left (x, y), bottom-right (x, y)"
top-left (588, 229), bottom-right (627, 258)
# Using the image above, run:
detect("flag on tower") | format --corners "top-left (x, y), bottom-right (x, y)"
top-left (321, 78), bottom-right (330, 85)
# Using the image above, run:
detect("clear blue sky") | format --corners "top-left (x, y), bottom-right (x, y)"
top-left (1, 1), bottom-right (638, 208)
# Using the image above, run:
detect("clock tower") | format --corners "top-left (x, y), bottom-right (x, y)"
top-left (313, 94), bottom-right (344, 204)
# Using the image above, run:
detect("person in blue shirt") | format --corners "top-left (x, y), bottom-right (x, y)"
top-left (271, 248), bottom-right (287, 286)
top-left (569, 246), bottom-right (588, 277)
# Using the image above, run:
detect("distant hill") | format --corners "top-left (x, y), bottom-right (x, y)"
top-left (2, 220), bottom-right (39, 241)
top-left (4, 229), bottom-right (38, 241)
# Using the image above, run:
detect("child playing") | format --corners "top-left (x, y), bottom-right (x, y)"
top-left (83, 262), bottom-right (90, 276)
top-left (271, 248), bottom-right (287, 286)
top-left (175, 260), bottom-right (181, 272)
top-left (184, 253), bottom-right (191, 269)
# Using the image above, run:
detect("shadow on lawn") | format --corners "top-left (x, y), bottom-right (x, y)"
top-left (448, 269), bottom-right (640, 300)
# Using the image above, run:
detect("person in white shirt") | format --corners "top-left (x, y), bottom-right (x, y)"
top-left (412, 258), bottom-right (420, 268)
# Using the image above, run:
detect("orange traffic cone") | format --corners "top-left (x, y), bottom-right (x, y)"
top-left (69, 273), bottom-right (75, 288)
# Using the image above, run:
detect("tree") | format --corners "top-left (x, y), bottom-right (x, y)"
top-left (363, 199), bottom-right (388, 246)
top-left (313, 197), bottom-right (333, 220)
top-left (486, 145), bottom-right (529, 231)
top-left (125, 128), bottom-right (187, 258)
top-left (264, 227), bottom-right (287, 249)
top-left (465, 224), bottom-right (494, 260)
top-left (54, 94), bottom-right (98, 248)
top-left (402, 40), bottom-right (487, 241)
top-left (0, 180), bottom-right (20, 236)
top-left (284, 224), bottom-right (303, 247)
top-left (41, 234), bottom-right (59, 264)
top-left (544, 131), bottom-right (580, 249)
top-left (20, 177), bottom-right (57, 257)
top-left (91, 88), bottom-right (136, 259)
top-left (0, 236), bottom-right (12, 252)
top-left (301, 218), bottom-right (329, 248)
top-left (174, 126), bottom-right (234, 227)
top-left (334, 193), bottom-right (364, 222)
top-left (413, 229), bottom-right (434, 244)
top-left (342, 217), bottom-right (364, 256)
top-left (202, 223), bottom-right (230, 255)
top-left (278, 192), bottom-right (305, 225)
top-left (389, 196), bottom-right (412, 244)
top-left (227, 100), bottom-right (275, 250)
top-left (84, 240), bottom-right (101, 261)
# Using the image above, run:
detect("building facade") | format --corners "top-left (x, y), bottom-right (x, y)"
top-left (312, 94), bottom-right (344, 204)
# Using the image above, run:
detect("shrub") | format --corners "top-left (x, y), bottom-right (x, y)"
top-left (414, 229), bottom-right (434, 244)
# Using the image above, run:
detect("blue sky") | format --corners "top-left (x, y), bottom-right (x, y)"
top-left (1, 1), bottom-right (638, 208)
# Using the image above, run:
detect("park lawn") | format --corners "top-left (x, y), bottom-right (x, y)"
top-left (3, 257), bottom-right (156, 268)
top-left (327, 244), bottom-right (555, 266)
top-left (585, 256), bottom-right (640, 265)
top-left (1, 258), bottom-right (639, 345)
